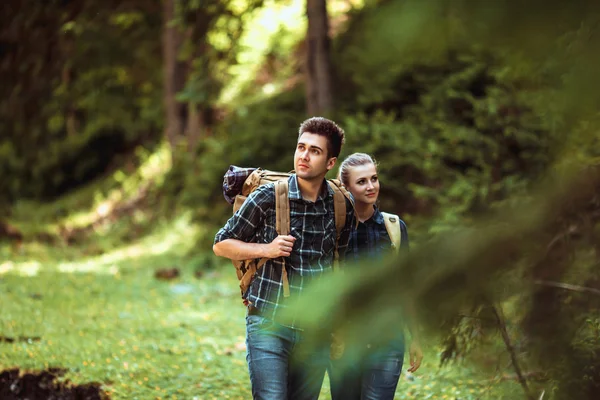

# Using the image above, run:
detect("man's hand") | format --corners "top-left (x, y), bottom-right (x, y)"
top-left (407, 340), bottom-right (423, 373)
top-left (264, 235), bottom-right (296, 258)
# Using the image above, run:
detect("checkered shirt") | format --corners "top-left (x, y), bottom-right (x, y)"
top-left (348, 206), bottom-right (409, 263)
top-left (214, 174), bottom-right (355, 328)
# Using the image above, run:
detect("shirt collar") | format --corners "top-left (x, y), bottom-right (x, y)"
top-left (367, 205), bottom-right (385, 225)
top-left (288, 174), bottom-right (333, 201)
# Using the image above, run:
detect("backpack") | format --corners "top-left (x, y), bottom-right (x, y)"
top-left (223, 167), bottom-right (354, 302)
top-left (381, 212), bottom-right (402, 252)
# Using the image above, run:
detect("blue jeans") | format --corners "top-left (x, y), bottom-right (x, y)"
top-left (245, 314), bottom-right (330, 400)
top-left (329, 346), bottom-right (404, 400)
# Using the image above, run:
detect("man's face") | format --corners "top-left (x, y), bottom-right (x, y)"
top-left (294, 132), bottom-right (336, 181)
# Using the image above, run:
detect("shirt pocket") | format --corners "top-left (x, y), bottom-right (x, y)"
top-left (289, 214), bottom-right (336, 256)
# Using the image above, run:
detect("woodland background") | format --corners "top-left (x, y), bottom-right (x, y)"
top-left (1, 0), bottom-right (600, 399)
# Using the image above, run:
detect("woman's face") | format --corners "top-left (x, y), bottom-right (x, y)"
top-left (346, 163), bottom-right (379, 206)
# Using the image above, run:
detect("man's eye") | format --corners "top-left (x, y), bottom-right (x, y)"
top-left (312, 149), bottom-right (319, 154)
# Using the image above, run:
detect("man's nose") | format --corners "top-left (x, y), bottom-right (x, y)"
top-left (300, 150), bottom-right (310, 160)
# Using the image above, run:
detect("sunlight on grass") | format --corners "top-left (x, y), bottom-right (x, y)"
top-left (9, 143), bottom-right (172, 236)
top-left (65, 143), bottom-right (172, 230)
top-left (2, 213), bottom-right (198, 277)
top-left (0, 260), bottom-right (41, 276)
top-left (57, 214), bottom-right (197, 274)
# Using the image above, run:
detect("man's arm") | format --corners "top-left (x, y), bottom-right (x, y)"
top-left (213, 184), bottom-right (295, 261)
top-left (213, 236), bottom-right (295, 261)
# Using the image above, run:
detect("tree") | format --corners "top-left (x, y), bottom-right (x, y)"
top-left (162, 0), bottom-right (186, 155)
top-left (162, 0), bottom-right (264, 159)
top-left (305, 0), bottom-right (334, 116)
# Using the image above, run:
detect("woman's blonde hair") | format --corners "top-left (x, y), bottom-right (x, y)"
top-left (338, 152), bottom-right (377, 187)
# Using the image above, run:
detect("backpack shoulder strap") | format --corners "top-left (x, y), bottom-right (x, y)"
top-left (274, 180), bottom-right (291, 297)
top-left (381, 212), bottom-right (401, 253)
top-left (274, 180), bottom-right (290, 235)
top-left (327, 179), bottom-right (356, 270)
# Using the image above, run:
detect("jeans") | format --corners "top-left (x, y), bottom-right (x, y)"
top-left (245, 314), bottom-right (330, 400)
top-left (329, 346), bottom-right (404, 400)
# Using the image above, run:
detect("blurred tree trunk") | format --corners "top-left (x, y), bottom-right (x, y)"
top-left (305, 0), bottom-right (333, 116)
top-left (183, 8), bottom-right (215, 152)
top-left (186, 102), bottom-right (201, 151)
top-left (61, 36), bottom-right (77, 137)
top-left (162, 0), bottom-right (186, 155)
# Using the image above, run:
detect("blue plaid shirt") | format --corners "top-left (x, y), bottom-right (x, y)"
top-left (215, 174), bottom-right (355, 328)
top-left (348, 206), bottom-right (408, 263)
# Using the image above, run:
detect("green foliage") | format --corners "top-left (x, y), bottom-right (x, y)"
top-left (164, 87), bottom-right (306, 232)
top-left (338, 54), bottom-right (553, 235)
top-left (0, 0), bottom-right (163, 201)
top-left (173, 0), bottom-right (265, 108)
top-left (4, 0), bottom-right (600, 397)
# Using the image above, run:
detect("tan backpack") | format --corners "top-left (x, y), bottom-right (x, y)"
top-left (381, 212), bottom-right (402, 252)
top-left (231, 168), bottom-right (354, 301)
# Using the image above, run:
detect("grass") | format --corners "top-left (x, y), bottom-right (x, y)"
top-left (0, 227), bottom-right (524, 399)
top-left (8, 144), bottom-right (171, 238)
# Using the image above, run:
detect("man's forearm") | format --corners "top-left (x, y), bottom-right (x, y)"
top-left (213, 238), bottom-right (268, 261)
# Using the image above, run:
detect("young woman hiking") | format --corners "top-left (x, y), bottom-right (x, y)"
top-left (328, 152), bottom-right (423, 400)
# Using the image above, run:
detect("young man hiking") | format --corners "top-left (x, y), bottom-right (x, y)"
top-left (213, 117), bottom-right (355, 400)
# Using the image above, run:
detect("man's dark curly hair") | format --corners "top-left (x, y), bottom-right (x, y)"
top-left (298, 117), bottom-right (345, 158)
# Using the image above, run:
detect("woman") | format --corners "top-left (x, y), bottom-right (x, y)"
top-left (329, 152), bottom-right (423, 400)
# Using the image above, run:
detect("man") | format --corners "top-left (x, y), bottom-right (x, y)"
top-left (213, 117), bottom-right (355, 400)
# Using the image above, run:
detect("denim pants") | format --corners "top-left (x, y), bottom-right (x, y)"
top-left (328, 345), bottom-right (404, 400)
top-left (245, 314), bottom-right (330, 400)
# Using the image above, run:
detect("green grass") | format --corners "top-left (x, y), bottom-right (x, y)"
top-left (8, 144), bottom-right (171, 238)
top-left (1, 204), bottom-right (524, 399)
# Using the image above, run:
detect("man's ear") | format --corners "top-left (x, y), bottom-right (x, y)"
top-left (326, 157), bottom-right (337, 171)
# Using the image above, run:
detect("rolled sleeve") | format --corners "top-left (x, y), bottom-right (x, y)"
top-left (214, 183), bottom-right (275, 244)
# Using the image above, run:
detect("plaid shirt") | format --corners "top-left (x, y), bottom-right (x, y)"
top-left (214, 174), bottom-right (355, 328)
top-left (348, 206), bottom-right (409, 263)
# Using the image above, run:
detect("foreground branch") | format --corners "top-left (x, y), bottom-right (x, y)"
top-left (492, 304), bottom-right (535, 400)
top-left (534, 280), bottom-right (600, 296)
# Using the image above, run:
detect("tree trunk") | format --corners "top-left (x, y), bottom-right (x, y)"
top-left (162, 0), bottom-right (186, 154)
top-left (305, 0), bottom-right (334, 116)
top-left (186, 102), bottom-right (202, 152)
